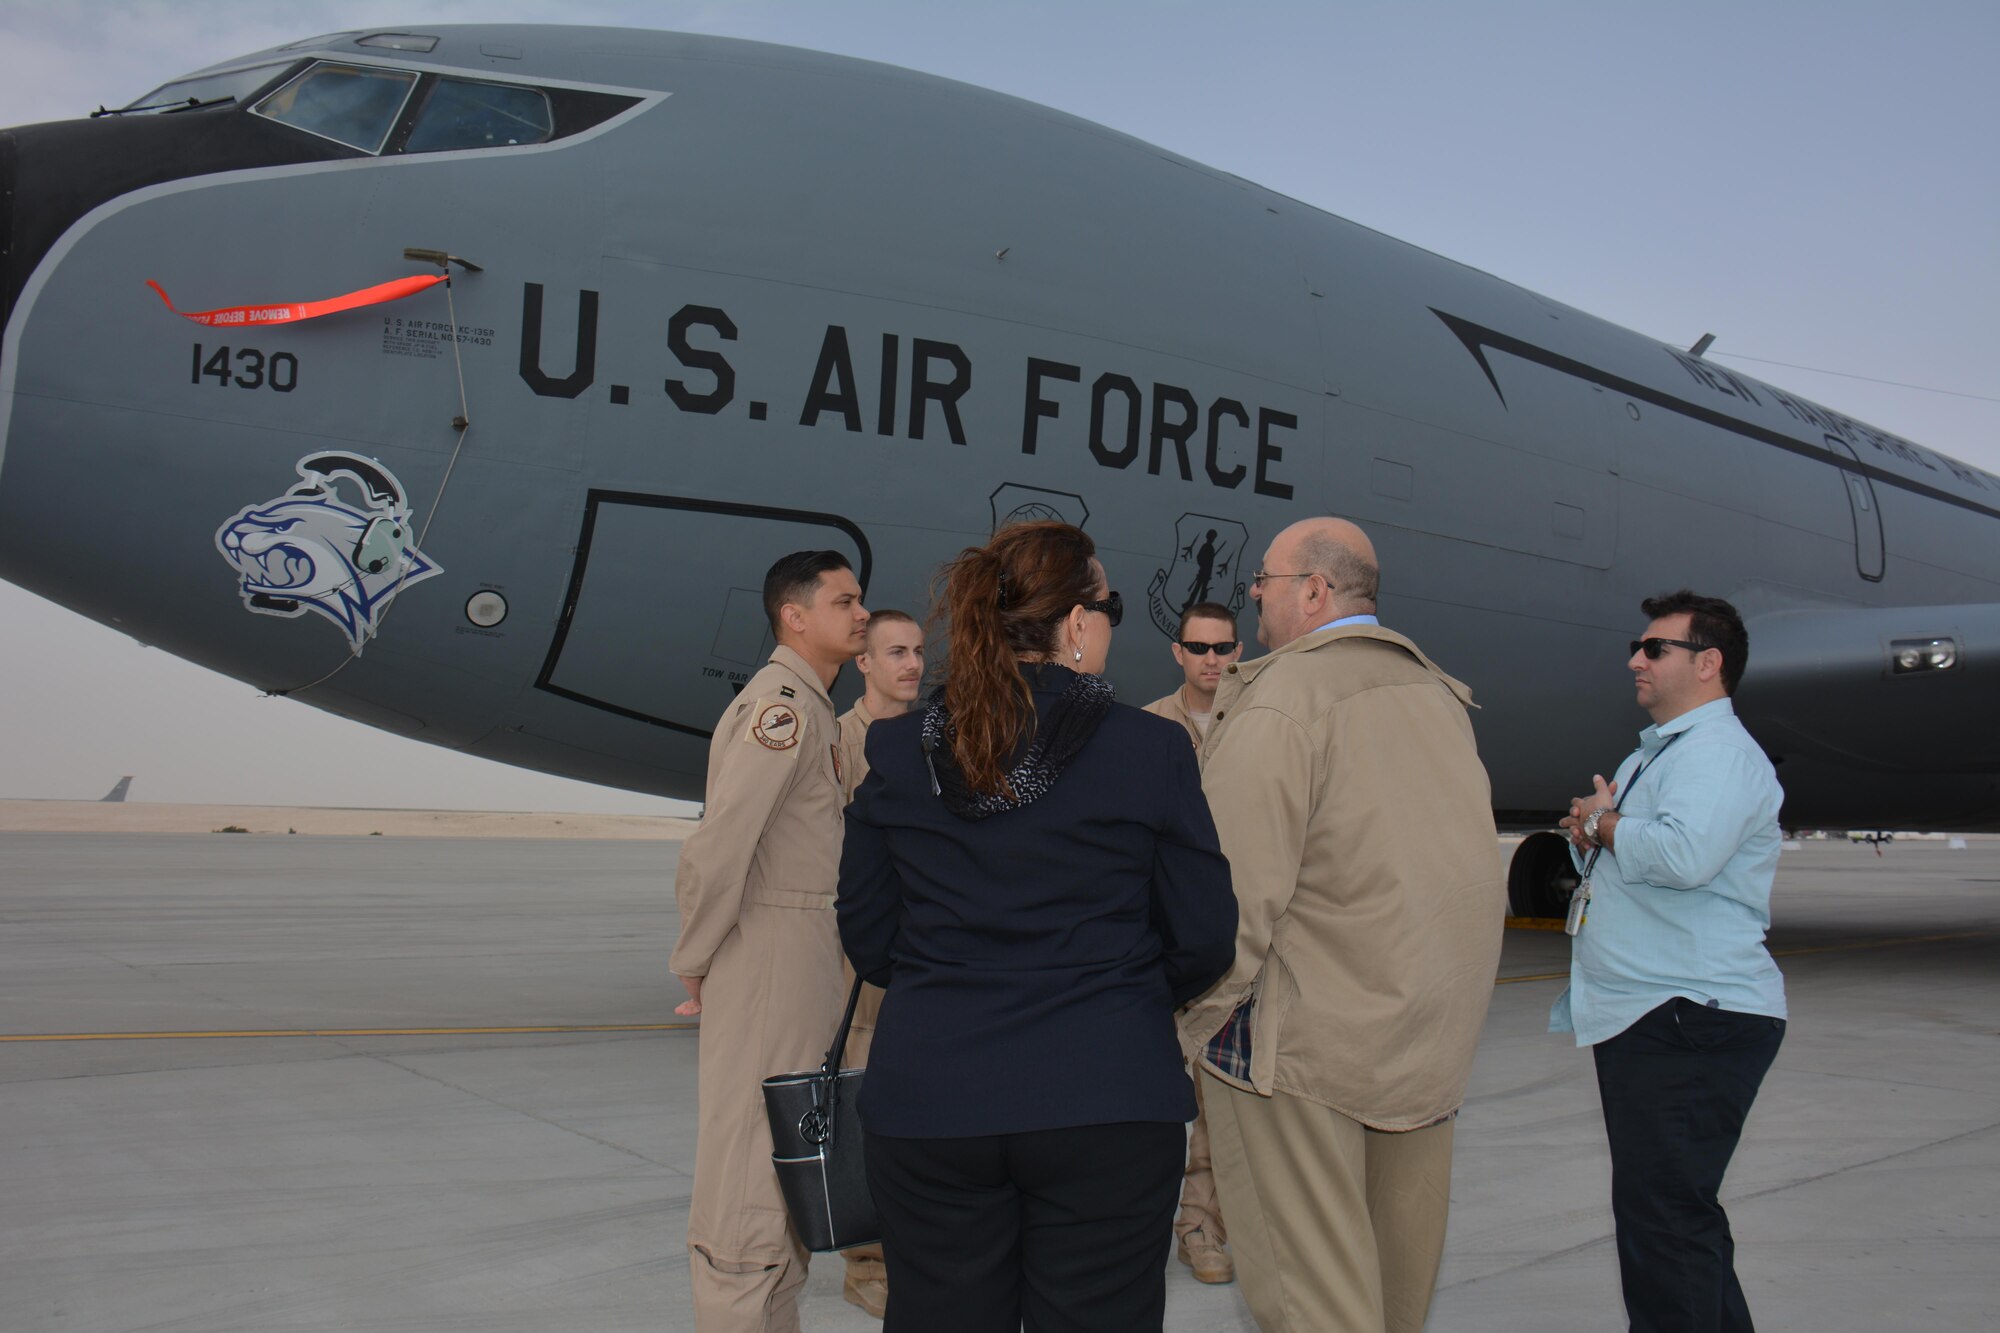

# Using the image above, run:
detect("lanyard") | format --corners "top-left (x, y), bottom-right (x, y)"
top-left (1567, 732), bottom-right (1683, 935)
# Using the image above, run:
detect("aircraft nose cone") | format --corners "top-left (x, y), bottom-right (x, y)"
top-left (0, 106), bottom-right (353, 383)
top-left (0, 106), bottom-right (354, 578)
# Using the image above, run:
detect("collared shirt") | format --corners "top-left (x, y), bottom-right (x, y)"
top-left (1550, 697), bottom-right (1788, 1045)
top-left (1204, 995), bottom-right (1254, 1082)
top-left (1314, 613), bottom-right (1379, 632)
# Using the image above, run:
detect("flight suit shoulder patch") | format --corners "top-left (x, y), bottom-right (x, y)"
top-left (746, 698), bottom-right (804, 751)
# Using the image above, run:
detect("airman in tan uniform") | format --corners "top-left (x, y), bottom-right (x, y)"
top-left (1142, 601), bottom-right (1245, 1286)
top-left (671, 552), bottom-right (868, 1333)
top-left (1142, 685), bottom-right (1202, 747)
top-left (830, 608), bottom-right (923, 1320)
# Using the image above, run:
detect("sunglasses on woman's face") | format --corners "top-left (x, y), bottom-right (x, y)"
top-left (1081, 592), bottom-right (1122, 627)
top-left (1178, 640), bottom-right (1239, 656)
top-left (1630, 637), bottom-right (1711, 660)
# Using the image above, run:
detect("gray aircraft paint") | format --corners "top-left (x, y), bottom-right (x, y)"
top-left (1, 25), bottom-right (1994, 834)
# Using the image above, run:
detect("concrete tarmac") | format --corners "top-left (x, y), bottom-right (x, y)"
top-left (2, 832), bottom-right (1994, 1331)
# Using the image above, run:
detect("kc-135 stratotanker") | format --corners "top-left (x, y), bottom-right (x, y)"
top-left (2, 26), bottom-right (1994, 914)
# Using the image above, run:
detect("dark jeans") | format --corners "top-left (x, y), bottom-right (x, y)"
top-left (1594, 997), bottom-right (1786, 1333)
top-left (864, 1121), bottom-right (1185, 1333)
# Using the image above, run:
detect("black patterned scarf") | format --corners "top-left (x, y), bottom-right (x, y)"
top-left (920, 666), bottom-right (1114, 820)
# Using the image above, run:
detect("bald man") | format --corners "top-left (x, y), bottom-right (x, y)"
top-left (1183, 518), bottom-right (1505, 1333)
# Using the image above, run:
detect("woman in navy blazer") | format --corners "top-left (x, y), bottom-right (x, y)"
top-left (838, 521), bottom-right (1236, 1333)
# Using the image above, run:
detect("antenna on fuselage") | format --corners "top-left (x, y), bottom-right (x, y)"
top-left (1688, 332), bottom-right (1716, 358)
top-left (402, 248), bottom-right (483, 273)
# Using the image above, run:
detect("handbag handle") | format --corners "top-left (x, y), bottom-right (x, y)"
top-left (821, 974), bottom-right (867, 1077)
top-left (800, 975), bottom-right (867, 1147)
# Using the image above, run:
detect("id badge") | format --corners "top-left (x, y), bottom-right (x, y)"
top-left (1564, 878), bottom-right (1591, 936)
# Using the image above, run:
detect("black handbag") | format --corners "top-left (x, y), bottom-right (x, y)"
top-left (759, 976), bottom-right (881, 1252)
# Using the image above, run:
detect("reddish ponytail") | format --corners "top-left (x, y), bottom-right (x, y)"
top-left (931, 521), bottom-right (1101, 797)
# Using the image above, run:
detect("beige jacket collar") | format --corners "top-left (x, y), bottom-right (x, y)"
top-left (1227, 622), bottom-right (1476, 708)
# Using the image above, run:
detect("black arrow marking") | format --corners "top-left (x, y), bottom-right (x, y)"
top-left (1430, 309), bottom-right (2000, 523)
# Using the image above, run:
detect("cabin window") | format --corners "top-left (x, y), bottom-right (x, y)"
top-left (403, 77), bottom-right (553, 153)
top-left (123, 63), bottom-right (291, 115)
top-left (253, 61), bottom-right (419, 154)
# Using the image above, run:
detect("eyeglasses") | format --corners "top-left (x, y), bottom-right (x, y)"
top-left (1251, 571), bottom-right (1317, 590)
top-left (1082, 591), bottom-right (1122, 627)
top-left (1630, 637), bottom-right (1713, 660)
top-left (1178, 639), bottom-right (1239, 656)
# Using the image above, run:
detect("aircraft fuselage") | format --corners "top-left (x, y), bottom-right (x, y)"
top-left (2, 26), bottom-right (1996, 828)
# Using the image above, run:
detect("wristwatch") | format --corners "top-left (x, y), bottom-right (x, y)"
top-left (1582, 807), bottom-right (1610, 847)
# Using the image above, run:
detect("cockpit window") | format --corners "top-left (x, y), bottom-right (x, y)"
top-left (403, 77), bottom-right (553, 153)
top-left (123, 63), bottom-right (290, 115)
top-left (252, 61), bottom-right (419, 154)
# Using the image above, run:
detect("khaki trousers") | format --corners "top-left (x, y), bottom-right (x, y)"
top-left (1174, 1067), bottom-right (1227, 1245)
top-left (1202, 1070), bottom-right (1454, 1333)
top-left (688, 904), bottom-right (844, 1333)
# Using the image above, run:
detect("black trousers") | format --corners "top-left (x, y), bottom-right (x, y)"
top-left (1594, 997), bottom-right (1785, 1333)
top-left (864, 1120), bottom-right (1185, 1333)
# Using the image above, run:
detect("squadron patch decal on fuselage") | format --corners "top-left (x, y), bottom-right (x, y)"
top-left (214, 453), bottom-right (442, 648)
top-left (1146, 513), bottom-right (1249, 638)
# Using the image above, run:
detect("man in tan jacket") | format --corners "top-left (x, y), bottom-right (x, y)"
top-left (831, 607), bottom-right (923, 1319)
top-left (1143, 600), bottom-right (1244, 1285)
top-left (671, 550), bottom-right (868, 1333)
top-left (1184, 518), bottom-right (1504, 1333)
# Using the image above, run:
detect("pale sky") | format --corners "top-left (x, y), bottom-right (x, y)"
top-left (2, 1), bottom-right (1994, 812)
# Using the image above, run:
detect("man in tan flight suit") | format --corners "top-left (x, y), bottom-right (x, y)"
top-left (1142, 600), bottom-right (1244, 1286)
top-left (830, 607), bottom-right (924, 1319)
top-left (671, 550), bottom-right (869, 1333)
top-left (1183, 518), bottom-right (1505, 1333)
top-left (1144, 600), bottom-right (1243, 753)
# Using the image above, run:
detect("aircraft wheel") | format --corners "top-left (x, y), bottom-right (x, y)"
top-left (1508, 831), bottom-right (1580, 919)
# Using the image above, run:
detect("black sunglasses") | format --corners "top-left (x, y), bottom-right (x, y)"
top-left (1178, 639), bottom-right (1239, 656)
top-left (1631, 637), bottom-right (1712, 660)
top-left (1082, 591), bottom-right (1122, 627)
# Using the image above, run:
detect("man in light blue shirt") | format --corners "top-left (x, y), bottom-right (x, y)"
top-left (1555, 590), bottom-right (1787, 1333)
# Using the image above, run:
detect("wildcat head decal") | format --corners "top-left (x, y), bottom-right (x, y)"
top-left (215, 453), bottom-right (441, 648)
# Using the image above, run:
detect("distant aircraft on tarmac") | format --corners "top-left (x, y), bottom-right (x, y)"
top-left (1, 26), bottom-right (1995, 915)
top-left (99, 776), bottom-right (133, 803)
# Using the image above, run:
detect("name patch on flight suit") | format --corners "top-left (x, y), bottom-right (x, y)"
top-left (748, 701), bottom-right (802, 750)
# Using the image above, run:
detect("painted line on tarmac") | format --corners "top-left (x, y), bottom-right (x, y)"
top-left (1770, 928), bottom-right (1999, 959)
top-left (10, 931), bottom-right (1994, 1038)
top-left (1493, 927), bottom-right (1999, 986)
top-left (0, 1022), bottom-right (698, 1043)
